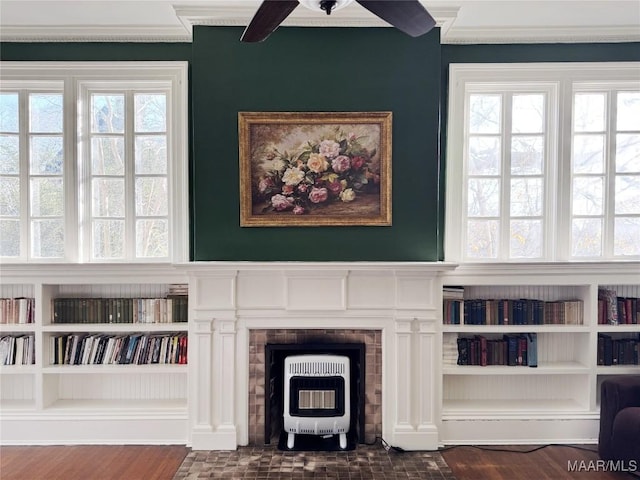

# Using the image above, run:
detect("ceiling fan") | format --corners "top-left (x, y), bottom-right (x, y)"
top-left (240, 0), bottom-right (436, 42)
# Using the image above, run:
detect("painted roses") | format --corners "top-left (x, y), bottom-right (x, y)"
top-left (254, 126), bottom-right (379, 215)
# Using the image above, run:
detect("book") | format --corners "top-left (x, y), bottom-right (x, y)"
top-left (527, 333), bottom-right (538, 367)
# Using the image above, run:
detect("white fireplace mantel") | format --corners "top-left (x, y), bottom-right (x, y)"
top-left (184, 262), bottom-right (456, 450)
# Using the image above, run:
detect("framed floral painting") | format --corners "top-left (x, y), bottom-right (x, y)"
top-left (238, 111), bottom-right (392, 227)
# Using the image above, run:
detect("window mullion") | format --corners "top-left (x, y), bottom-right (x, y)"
top-left (19, 90), bottom-right (30, 261)
top-left (63, 78), bottom-right (77, 262)
top-left (555, 78), bottom-right (572, 261)
top-left (79, 83), bottom-right (91, 262)
top-left (500, 93), bottom-right (513, 261)
top-left (604, 90), bottom-right (617, 258)
top-left (125, 91), bottom-right (136, 260)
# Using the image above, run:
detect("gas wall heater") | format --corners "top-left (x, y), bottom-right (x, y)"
top-left (283, 354), bottom-right (350, 449)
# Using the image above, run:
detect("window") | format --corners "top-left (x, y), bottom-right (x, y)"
top-left (0, 62), bottom-right (188, 263)
top-left (1, 86), bottom-right (65, 259)
top-left (446, 62), bottom-right (640, 262)
top-left (571, 85), bottom-right (640, 258)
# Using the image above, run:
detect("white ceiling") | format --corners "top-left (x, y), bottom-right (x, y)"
top-left (0, 0), bottom-right (639, 44)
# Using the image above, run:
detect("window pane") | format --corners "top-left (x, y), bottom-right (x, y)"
top-left (573, 134), bottom-right (605, 174)
top-left (615, 175), bottom-right (640, 214)
top-left (617, 92), bottom-right (640, 131)
top-left (469, 94), bottom-right (501, 134)
top-left (0, 177), bottom-right (20, 216)
top-left (135, 135), bottom-right (167, 174)
top-left (0, 219), bottom-right (20, 256)
top-left (136, 219), bottom-right (168, 257)
top-left (511, 136), bottom-right (543, 175)
top-left (30, 177), bottom-right (63, 216)
top-left (91, 137), bottom-right (124, 175)
top-left (92, 220), bottom-right (124, 259)
top-left (467, 178), bottom-right (500, 217)
top-left (29, 94), bottom-right (63, 133)
top-left (574, 93), bottom-right (605, 132)
top-left (573, 177), bottom-right (603, 215)
top-left (512, 94), bottom-right (544, 134)
top-left (616, 134), bottom-right (640, 173)
top-left (510, 219), bottom-right (542, 258)
top-left (466, 219), bottom-right (498, 258)
top-left (92, 178), bottom-right (125, 217)
top-left (572, 218), bottom-right (602, 257)
top-left (614, 217), bottom-right (640, 256)
top-left (0, 135), bottom-right (20, 174)
top-left (510, 178), bottom-right (542, 216)
top-left (135, 94), bottom-right (166, 132)
top-left (91, 94), bottom-right (124, 134)
top-left (30, 136), bottom-right (63, 175)
top-left (0, 93), bottom-right (19, 132)
top-left (31, 219), bottom-right (64, 258)
top-left (135, 177), bottom-right (168, 216)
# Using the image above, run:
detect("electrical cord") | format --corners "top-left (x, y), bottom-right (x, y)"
top-left (436, 444), bottom-right (599, 454)
top-left (365, 437), bottom-right (598, 455)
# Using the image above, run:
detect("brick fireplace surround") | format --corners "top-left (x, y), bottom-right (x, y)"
top-left (248, 328), bottom-right (382, 445)
top-left (186, 262), bottom-right (454, 451)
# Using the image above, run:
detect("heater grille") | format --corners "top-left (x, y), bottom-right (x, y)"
top-left (288, 360), bottom-right (345, 376)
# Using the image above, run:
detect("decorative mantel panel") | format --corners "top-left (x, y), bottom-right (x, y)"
top-left (184, 262), bottom-right (455, 451)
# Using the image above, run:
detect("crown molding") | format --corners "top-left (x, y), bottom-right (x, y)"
top-left (1, 4), bottom-right (638, 45)
top-left (0, 25), bottom-right (192, 43)
top-left (443, 25), bottom-right (640, 44)
top-left (174, 5), bottom-right (460, 42)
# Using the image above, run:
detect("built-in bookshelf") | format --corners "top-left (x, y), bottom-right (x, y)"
top-left (440, 263), bottom-right (640, 445)
top-left (0, 265), bottom-right (189, 445)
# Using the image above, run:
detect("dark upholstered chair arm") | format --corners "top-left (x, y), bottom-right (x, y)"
top-left (599, 376), bottom-right (640, 461)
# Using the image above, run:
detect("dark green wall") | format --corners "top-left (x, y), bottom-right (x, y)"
top-left (0, 42), bottom-right (191, 61)
top-left (191, 26), bottom-right (441, 261)
top-left (2, 37), bottom-right (638, 262)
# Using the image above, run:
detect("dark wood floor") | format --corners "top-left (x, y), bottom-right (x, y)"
top-left (0, 445), bottom-right (189, 480)
top-left (0, 444), bottom-right (637, 480)
top-left (441, 444), bottom-right (638, 480)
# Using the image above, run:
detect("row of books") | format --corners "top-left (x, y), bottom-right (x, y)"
top-left (598, 289), bottom-right (639, 325)
top-left (0, 298), bottom-right (35, 324)
top-left (456, 334), bottom-right (538, 367)
top-left (597, 334), bottom-right (639, 366)
top-left (443, 297), bottom-right (583, 326)
top-left (49, 332), bottom-right (187, 365)
top-left (0, 334), bottom-right (35, 365)
top-left (51, 296), bottom-right (188, 324)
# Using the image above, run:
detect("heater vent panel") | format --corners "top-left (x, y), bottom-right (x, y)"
top-left (288, 360), bottom-right (346, 376)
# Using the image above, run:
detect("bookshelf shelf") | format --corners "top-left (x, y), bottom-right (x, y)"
top-left (596, 325), bottom-right (640, 333)
top-left (442, 325), bottom-right (589, 333)
top-left (42, 323), bottom-right (188, 333)
top-left (596, 366), bottom-right (640, 375)
top-left (42, 364), bottom-right (188, 374)
top-left (440, 263), bottom-right (639, 444)
top-left (442, 398), bottom-right (590, 417)
top-left (0, 399), bottom-right (37, 411)
top-left (0, 325), bottom-right (37, 333)
top-left (442, 362), bottom-right (589, 375)
top-left (43, 398), bottom-right (187, 414)
top-left (0, 365), bottom-right (37, 375)
top-left (0, 264), bottom-right (190, 445)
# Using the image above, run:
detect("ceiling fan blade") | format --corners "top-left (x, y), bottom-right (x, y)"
top-left (356, 0), bottom-right (436, 37)
top-left (241, 0), bottom-right (300, 42)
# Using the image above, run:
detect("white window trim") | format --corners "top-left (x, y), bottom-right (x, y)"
top-left (0, 62), bottom-right (189, 264)
top-left (445, 61), bottom-right (640, 263)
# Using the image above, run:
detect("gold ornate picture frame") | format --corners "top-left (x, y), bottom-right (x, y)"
top-left (239, 111), bottom-right (392, 227)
